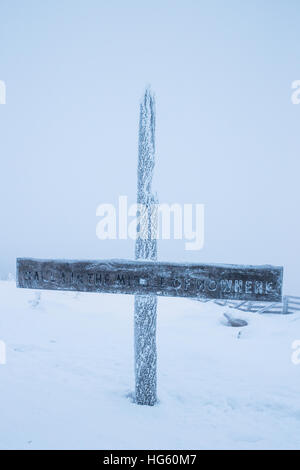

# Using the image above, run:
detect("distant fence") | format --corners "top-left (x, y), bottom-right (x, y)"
top-left (197, 295), bottom-right (300, 315)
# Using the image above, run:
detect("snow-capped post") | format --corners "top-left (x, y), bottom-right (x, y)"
top-left (134, 87), bottom-right (158, 406)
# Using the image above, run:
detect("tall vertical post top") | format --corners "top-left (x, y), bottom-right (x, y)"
top-left (135, 87), bottom-right (158, 262)
top-left (137, 86), bottom-right (156, 205)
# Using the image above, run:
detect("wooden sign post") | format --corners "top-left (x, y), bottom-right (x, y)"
top-left (134, 88), bottom-right (158, 406)
top-left (17, 258), bottom-right (283, 302)
top-left (16, 88), bottom-right (284, 406)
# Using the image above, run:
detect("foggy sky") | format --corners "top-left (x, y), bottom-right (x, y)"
top-left (1, 0), bottom-right (299, 292)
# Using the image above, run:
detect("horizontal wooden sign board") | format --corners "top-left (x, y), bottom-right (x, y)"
top-left (16, 258), bottom-right (283, 302)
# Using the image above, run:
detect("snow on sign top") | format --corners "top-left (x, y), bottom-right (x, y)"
top-left (16, 258), bottom-right (283, 302)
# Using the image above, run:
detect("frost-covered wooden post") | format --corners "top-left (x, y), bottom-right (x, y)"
top-left (16, 87), bottom-right (284, 408)
top-left (134, 87), bottom-right (158, 406)
top-left (282, 295), bottom-right (289, 314)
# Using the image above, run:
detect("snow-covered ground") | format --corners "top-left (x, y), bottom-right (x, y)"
top-left (0, 279), bottom-right (299, 450)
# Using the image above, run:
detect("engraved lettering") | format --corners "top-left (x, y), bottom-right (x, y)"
top-left (24, 271), bottom-right (32, 281)
top-left (88, 273), bottom-right (94, 284)
top-left (265, 282), bottom-right (274, 294)
top-left (172, 278), bottom-right (181, 289)
top-left (208, 280), bottom-right (217, 291)
top-left (245, 280), bottom-right (252, 294)
top-left (234, 280), bottom-right (243, 294)
top-left (221, 279), bottom-right (233, 293)
top-left (16, 260), bottom-right (282, 301)
top-left (116, 274), bottom-right (126, 285)
top-left (255, 281), bottom-right (263, 294)
top-left (195, 279), bottom-right (205, 291)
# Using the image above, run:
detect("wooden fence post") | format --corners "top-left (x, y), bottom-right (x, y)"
top-left (282, 296), bottom-right (289, 314)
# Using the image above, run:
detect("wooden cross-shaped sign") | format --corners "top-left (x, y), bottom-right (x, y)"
top-left (17, 259), bottom-right (283, 303)
top-left (16, 88), bottom-right (283, 406)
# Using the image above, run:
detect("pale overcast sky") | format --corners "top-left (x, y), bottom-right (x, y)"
top-left (0, 0), bottom-right (299, 292)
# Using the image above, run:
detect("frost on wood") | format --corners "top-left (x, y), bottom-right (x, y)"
top-left (134, 295), bottom-right (157, 406)
top-left (135, 87), bottom-right (157, 262)
top-left (134, 87), bottom-right (158, 406)
top-left (16, 258), bottom-right (283, 302)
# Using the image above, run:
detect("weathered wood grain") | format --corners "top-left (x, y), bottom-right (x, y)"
top-left (135, 87), bottom-right (158, 406)
top-left (17, 258), bottom-right (283, 302)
